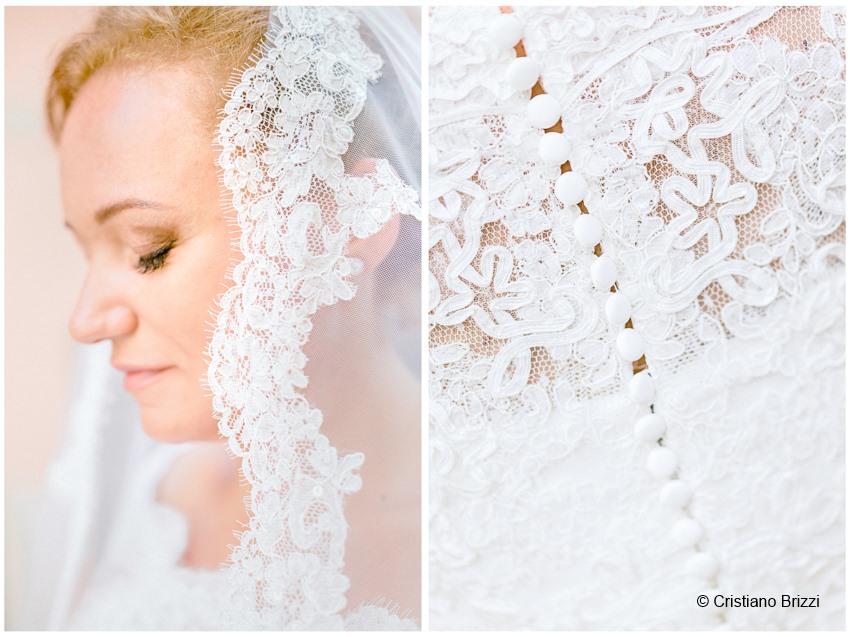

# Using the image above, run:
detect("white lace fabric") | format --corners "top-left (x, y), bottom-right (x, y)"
top-left (429, 6), bottom-right (844, 629)
top-left (211, 7), bottom-right (420, 629)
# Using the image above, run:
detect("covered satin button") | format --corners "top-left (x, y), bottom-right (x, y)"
top-left (605, 292), bottom-right (632, 325)
top-left (538, 132), bottom-right (571, 165)
top-left (489, 13), bottom-right (523, 49)
top-left (506, 57), bottom-right (540, 91)
top-left (646, 447), bottom-right (677, 478)
top-left (616, 327), bottom-right (645, 362)
top-left (554, 171), bottom-right (588, 205)
top-left (672, 518), bottom-right (704, 547)
top-left (634, 413), bottom-right (665, 442)
top-left (628, 370), bottom-right (654, 403)
top-left (589, 255), bottom-right (617, 290)
top-left (527, 94), bottom-right (561, 129)
top-left (573, 214), bottom-right (602, 248)
top-left (659, 480), bottom-right (692, 508)
top-left (687, 552), bottom-right (719, 579)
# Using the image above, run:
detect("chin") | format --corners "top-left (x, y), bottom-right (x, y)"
top-left (138, 405), bottom-right (219, 444)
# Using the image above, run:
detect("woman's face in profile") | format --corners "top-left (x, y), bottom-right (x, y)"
top-left (60, 64), bottom-right (238, 442)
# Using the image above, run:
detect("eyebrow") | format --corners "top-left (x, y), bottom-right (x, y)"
top-left (94, 198), bottom-right (170, 224)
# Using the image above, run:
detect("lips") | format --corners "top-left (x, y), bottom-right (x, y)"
top-left (113, 364), bottom-right (173, 393)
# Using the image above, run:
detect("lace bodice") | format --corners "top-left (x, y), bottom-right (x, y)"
top-left (429, 6), bottom-right (845, 629)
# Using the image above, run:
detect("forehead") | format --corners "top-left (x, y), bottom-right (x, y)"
top-left (59, 64), bottom-right (217, 218)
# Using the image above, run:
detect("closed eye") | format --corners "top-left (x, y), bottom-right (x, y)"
top-left (137, 240), bottom-right (175, 274)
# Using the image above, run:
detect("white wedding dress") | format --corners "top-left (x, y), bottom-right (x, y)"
top-left (429, 6), bottom-right (844, 630)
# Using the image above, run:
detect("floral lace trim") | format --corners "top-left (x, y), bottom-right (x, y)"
top-left (212, 6), bottom-right (420, 629)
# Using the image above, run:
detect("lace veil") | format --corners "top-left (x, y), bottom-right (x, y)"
top-left (29, 6), bottom-right (420, 630)
top-left (211, 6), bottom-right (420, 629)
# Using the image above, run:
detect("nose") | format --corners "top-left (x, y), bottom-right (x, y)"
top-left (68, 267), bottom-right (138, 344)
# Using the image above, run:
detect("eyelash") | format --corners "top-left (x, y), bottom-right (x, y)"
top-left (137, 240), bottom-right (175, 274)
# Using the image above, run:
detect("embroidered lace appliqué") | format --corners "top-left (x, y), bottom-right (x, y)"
top-left (429, 6), bottom-right (844, 630)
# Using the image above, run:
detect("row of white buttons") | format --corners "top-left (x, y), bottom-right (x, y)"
top-left (628, 347), bottom-right (718, 578)
top-left (617, 297), bottom-right (716, 578)
top-left (494, 9), bottom-right (719, 583)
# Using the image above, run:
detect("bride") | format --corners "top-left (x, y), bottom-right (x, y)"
top-left (32, 6), bottom-right (420, 630)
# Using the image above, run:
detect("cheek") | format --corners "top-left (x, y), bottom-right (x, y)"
top-left (159, 232), bottom-right (234, 351)
top-left (134, 223), bottom-right (235, 443)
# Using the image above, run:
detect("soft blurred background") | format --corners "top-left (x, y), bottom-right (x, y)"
top-left (4, 6), bottom-right (97, 629)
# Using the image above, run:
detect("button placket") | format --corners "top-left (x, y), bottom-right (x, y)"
top-left (494, 5), bottom-right (722, 605)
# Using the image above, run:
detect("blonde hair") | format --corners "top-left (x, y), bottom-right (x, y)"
top-left (46, 6), bottom-right (269, 143)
